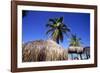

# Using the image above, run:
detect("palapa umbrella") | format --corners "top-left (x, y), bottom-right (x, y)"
top-left (22, 39), bottom-right (68, 62)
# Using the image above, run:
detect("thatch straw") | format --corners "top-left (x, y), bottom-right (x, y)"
top-left (22, 40), bottom-right (68, 62)
top-left (68, 46), bottom-right (83, 53)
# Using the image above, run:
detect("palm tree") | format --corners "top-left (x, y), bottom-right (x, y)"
top-left (46, 17), bottom-right (70, 44)
top-left (69, 34), bottom-right (83, 60)
top-left (69, 34), bottom-right (81, 46)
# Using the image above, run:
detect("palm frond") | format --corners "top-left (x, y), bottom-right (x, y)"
top-left (46, 17), bottom-right (70, 44)
top-left (46, 24), bottom-right (55, 28)
top-left (46, 29), bottom-right (54, 35)
top-left (69, 34), bottom-right (82, 46)
top-left (59, 30), bottom-right (63, 42)
top-left (57, 17), bottom-right (63, 23)
top-left (22, 10), bottom-right (28, 17)
top-left (49, 19), bottom-right (56, 24)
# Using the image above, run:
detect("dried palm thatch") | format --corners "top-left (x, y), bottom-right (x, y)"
top-left (22, 40), bottom-right (68, 62)
top-left (68, 46), bottom-right (84, 53)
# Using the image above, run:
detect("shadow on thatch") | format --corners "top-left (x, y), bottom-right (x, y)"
top-left (22, 40), bottom-right (68, 62)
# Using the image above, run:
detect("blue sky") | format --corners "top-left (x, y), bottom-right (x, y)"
top-left (22, 10), bottom-right (90, 48)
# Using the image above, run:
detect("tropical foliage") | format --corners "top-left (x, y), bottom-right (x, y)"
top-left (69, 34), bottom-right (82, 46)
top-left (46, 17), bottom-right (70, 44)
top-left (68, 34), bottom-right (83, 60)
top-left (22, 10), bottom-right (28, 17)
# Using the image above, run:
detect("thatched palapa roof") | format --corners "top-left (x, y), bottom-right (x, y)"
top-left (68, 46), bottom-right (84, 53)
top-left (22, 39), bottom-right (68, 62)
